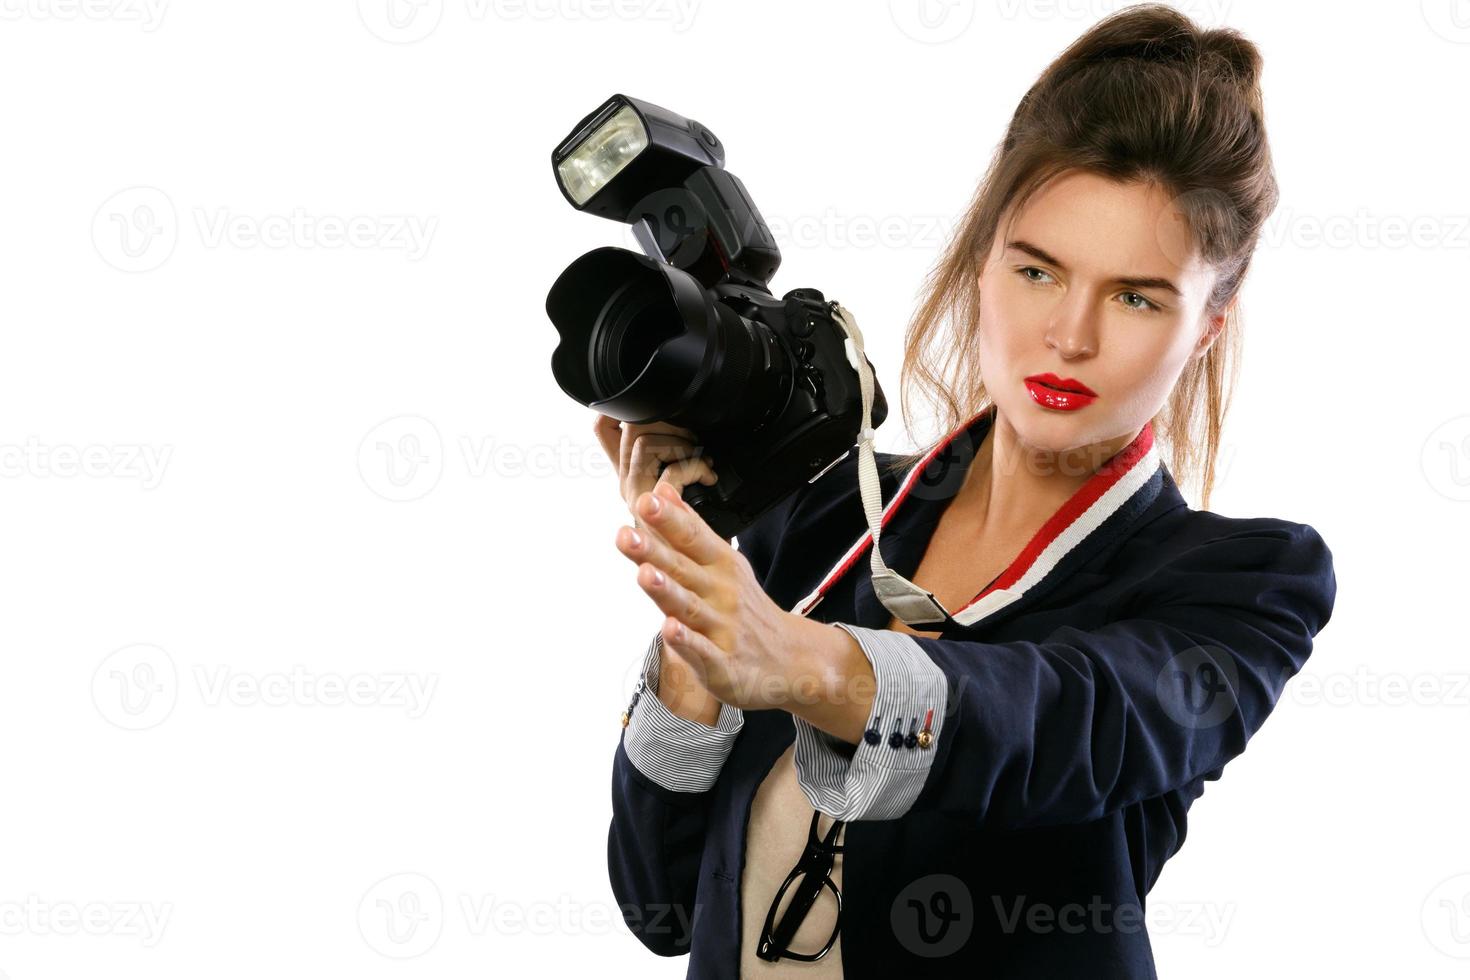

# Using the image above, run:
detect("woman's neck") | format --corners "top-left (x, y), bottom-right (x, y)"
top-left (954, 409), bottom-right (1143, 537)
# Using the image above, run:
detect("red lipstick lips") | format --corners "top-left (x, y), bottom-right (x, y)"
top-left (1024, 372), bottom-right (1097, 411)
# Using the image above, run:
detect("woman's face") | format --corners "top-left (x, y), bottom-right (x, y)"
top-left (975, 170), bottom-right (1229, 457)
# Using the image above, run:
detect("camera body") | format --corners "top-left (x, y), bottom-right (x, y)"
top-left (545, 94), bottom-right (887, 539)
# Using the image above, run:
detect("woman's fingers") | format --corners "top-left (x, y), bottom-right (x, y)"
top-left (635, 558), bottom-right (717, 641)
top-left (637, 481), bottom-right (729, 566)
top-left (624, 434), bottom-right (711, 488)
top-left (659, 616), bottom-right (722, 695)
top-left (655, 457), bottom-right (718, 495)
top-left (592, 412), bottom-right (622, 465)
top-left (616, 518), bottom-right (710, 596)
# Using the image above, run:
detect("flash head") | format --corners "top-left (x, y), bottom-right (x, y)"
top-left (551, 93), bottom-right (725, 221)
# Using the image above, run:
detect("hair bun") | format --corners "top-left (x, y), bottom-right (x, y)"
top-left (1201, 29), bottom-right (1264, 90)
top-left (1064, 4), bottom-right (1263, 93)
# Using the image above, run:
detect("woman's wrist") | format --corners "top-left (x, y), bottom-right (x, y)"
top-left (656, 642), bottom-right (721, 726)
top-left (784, 615), bottom-right (877, 747)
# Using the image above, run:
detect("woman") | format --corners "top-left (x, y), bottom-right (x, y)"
top-left (596, 5), bottom-right (1336, 976)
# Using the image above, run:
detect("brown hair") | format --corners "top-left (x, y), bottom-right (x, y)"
top-left (886, 2), bottom-right (1277, 511)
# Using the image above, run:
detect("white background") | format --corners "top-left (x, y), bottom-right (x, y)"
top-left (0, 0), bottom-right (1465, 976)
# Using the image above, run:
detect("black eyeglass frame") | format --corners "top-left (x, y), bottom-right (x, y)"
top-left (755, 810), bottom-right (846, 962)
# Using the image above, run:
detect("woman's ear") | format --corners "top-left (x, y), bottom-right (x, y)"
top-left (1191, 297), bottom-right (1235, 360)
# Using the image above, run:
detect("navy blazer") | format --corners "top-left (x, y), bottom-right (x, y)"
top-left (607, 406), bottom-right (1336, 977)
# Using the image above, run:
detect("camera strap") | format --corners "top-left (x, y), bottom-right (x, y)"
top-left (828, 303), bottom-right (951, 627)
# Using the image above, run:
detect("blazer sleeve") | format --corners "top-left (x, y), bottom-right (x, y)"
top-left (607, 485), bottom-right (805, 956)
top-left (790, 521), bottom-right (1337, 829)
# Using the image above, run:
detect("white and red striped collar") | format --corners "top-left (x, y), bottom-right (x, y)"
top-left (792, 405), bottom-right (1163, 629)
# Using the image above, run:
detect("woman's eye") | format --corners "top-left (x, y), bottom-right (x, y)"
top-left (1119, 291), bottom-right (1160, 313)
top-left (1017, 266), bottom-right (1053, 285)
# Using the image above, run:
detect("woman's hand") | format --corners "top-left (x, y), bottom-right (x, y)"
top-left (594, 412), bottom-right (725, 722)
top-left (592, 413), bottom-right (717, 527)
top-left (614, 480), bottom-right (821, 713)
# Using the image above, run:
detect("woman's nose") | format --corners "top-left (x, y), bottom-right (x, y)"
top-left (1044, 302), bottom-right (1098, 358)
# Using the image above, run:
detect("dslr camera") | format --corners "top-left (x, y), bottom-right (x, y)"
top-left (545, 93), bottom-right (888, 540)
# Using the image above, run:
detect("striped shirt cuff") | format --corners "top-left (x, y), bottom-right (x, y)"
top-left (790, 623), bottom-right (949, 821)
top-left (621, 631), bottom-right (744, 794)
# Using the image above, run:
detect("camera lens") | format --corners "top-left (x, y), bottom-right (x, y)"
top-left (592, 277), bottom-right (682, 401)
top-left (547, 246), bottom-right (792, 429)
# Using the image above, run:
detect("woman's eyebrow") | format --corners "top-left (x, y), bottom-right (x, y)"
top-left (1004, 239), bottom-right (1182, 297)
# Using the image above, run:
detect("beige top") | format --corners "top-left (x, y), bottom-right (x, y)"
top-left (739, 743), bottom-right (847, 977)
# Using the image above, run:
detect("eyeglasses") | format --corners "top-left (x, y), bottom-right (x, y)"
top-left (756, 810), bottom-right (846, 962)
